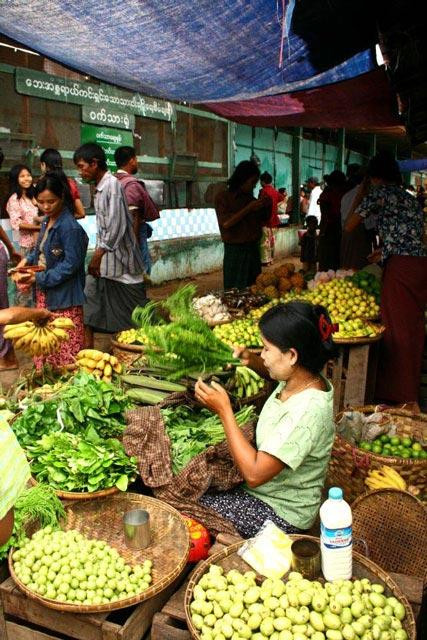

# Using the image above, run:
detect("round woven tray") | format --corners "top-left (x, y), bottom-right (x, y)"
top-left (333, 324), bottom-right (385, 344)
top-left (328, 406), bottom-right (427, 503)
top-left (111, 338), bottom-right (147, 367)
top-left (29, 476), bottom-right (121, 501)
top-left (184, 536), bottom-right (416, 640)
top-left (9, 493), bottom-right (190, 613)
top-left (352, 488), bottom-right (427, 578)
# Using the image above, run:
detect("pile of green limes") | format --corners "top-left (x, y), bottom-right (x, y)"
top-left (358, 434), bottom-right (426, 459)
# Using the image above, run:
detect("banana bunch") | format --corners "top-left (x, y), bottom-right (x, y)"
top-left (75, 349), bottom-right (122, 382)
top-left (365, 466), bottom-right (407, 491)
top-left (229, 366), bottom-right (265, 399)
top-left (3, 317), bottom-right (74, 356)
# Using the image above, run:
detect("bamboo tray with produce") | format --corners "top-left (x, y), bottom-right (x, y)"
top-left (9, 493), bottom-right (190, 613)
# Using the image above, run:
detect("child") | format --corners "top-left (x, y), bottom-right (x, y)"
top-left (300, 215), bottom-right (318, 273)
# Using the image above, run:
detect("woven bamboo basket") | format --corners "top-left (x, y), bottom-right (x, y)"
top-left (352, 488), bottom-right (427, 578)
top-left (184, 537), bottom-right (416, 640)
top-left (111, 338), bottom-right (147, 367)
top-left (333, 324), bottom-right (385, 345)
top-left (328, 406), bottom-right (427, 503)
top-left (29, 476), bottom-right (121, 501)
top-left (9, 493), bottom-right (190, 613)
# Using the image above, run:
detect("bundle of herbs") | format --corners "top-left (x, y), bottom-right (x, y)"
top-left (0, 484), bottom-right (65, 560)
top-left (27, 431), bottom-right (137, 493)
top-left (13, 371), bottom-right (132, 448)
top-left (132, 285), bottom-right (239, 381)
top-left (162, 404), bottom-right (255, 474)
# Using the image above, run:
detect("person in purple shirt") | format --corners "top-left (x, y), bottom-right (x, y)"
top-left (114, 146), bottom-right (159, 276)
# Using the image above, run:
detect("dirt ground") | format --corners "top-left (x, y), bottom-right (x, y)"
top-left (0, 255), bottom-right (300, 391)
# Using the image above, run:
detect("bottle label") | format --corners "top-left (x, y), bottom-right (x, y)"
top-left (321, 523), bottom-right (352, 549)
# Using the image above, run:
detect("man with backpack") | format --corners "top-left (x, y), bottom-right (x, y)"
top-left (114, 146), bottom-right (160, 276)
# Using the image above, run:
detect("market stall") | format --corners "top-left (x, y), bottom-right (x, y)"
top-left (0, 280), bottom-right (426, 640)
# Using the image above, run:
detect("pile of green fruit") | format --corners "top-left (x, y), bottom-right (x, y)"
top-left (213, 318), bottom-right (262, 349)
top-left (359, 434), bottom-right (427, 459)
top-left (116, 327), bottom-right (151, 345)
top-left (351, 272), bottom-right (381, 305)
top-left (12, 526), bottom-right (153, 606)
top-left (190, 565), bottom-right (409, 640)
top-left (333, 320), bottom-right (382, 341)
top-left (280, 279), bottom-right (380, 324)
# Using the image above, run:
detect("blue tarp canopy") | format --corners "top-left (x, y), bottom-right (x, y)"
top-left (0, 0), bottom-right (376, 102)
top-left (398, 159), bottom-right (427, 172)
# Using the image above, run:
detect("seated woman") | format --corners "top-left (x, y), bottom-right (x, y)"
top-left (195, 301), bottom-right (337, 538)
top-left (14, 173), bottom-right (88, 368)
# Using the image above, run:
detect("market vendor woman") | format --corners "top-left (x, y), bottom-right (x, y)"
top-left (195, 301), bottom-right (337, 538)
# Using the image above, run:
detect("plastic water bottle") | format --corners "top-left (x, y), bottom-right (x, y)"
top-left (320, 487), bottom-right (352, 581)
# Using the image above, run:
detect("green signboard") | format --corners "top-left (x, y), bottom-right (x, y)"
top-left (80, 124), bottom-right (133, 171)
top-left (82, 106), bottom-right (135, 130)
top-left (15, 68), bottom-right (176, 122)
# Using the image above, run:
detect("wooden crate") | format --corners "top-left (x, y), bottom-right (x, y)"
top-left (0, 570), bottom-right (187, 640)
top-left (325, 341), bottom-right (380, 414)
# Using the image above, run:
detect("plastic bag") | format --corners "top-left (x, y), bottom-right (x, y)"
top-left (336, 410), bottom-right (395, 445)
top-left (238, 520), bottom-right (292, 578)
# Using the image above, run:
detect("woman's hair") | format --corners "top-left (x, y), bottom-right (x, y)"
top-left (324, 170), bottom-right (346, 188)
top-left (366, 151), bottom-right (402, 185)
top-left (259, 301), bottom-right (338, 374)
top-left (7, 164), bottom-right (35, 201)
top-left (40, 148), bottom-right (63, 171)
top-left (227, 160), bottom-right (260, 192)
top-left (34, 172), bottom-right (73, 210)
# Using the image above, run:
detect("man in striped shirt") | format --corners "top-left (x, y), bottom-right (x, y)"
top-left (73, 143), bottom-right (147, 347)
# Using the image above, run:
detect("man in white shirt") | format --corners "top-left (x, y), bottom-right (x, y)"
top-left (306, 177), bottom-right (322, 223)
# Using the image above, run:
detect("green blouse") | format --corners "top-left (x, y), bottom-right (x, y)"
top-left (244, 377), bottom-right (334, 529)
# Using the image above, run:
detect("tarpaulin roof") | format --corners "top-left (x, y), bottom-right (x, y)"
top-left (204, 69), bottom-right (401, 129)
top-left (398, 158), bottom-right (427, 172)
top-left (0, 0), bottom-right (376, 103)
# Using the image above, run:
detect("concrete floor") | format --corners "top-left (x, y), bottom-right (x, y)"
top-left (0, 255), bottom-right (300, 392)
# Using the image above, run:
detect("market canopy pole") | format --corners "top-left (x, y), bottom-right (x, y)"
top-left (292, 127), bottom-right (303, 224)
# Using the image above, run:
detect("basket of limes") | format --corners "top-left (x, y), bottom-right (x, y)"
top-left (328, 406), bottom-right (427, 503)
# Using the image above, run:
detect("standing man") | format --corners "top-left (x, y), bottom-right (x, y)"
top-left (73, 143), bottom-right (146, 347)
top-left (114, 146), bottom-right (159, 276)
top-left (306, 177), bottom-right (323, 224)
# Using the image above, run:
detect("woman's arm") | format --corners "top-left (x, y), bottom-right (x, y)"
top-left (35, 228), bottom-right (87, 289)
top-left (234, 347), bottom-right (270, 380)
top-left (73, 198), bottom-right (86, 219)
top-left (0, 227), bottom-right (21, 264)
top-left (0, 306), bottom-right (53, 325)
top-left (18, 222), bottom-right (41, 232)
top-left (0, 508), bottom-right (14, 547)
top-left (195, 380), bottom-right (284, 488)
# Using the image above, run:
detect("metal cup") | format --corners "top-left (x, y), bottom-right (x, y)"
top-left (123, 509), bottom-right (151, 550)
top-left (291, 539), bottom-right (321, 580)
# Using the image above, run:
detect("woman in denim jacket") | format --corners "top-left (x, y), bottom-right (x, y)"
top-left (15, 173), bottom-right (88, 367)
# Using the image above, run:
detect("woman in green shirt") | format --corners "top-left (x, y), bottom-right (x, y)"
top-left (195, 301), bottom-right (337, 538)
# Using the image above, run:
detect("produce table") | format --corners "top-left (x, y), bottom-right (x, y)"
top-left (151, 533), bottom-right (424, 640)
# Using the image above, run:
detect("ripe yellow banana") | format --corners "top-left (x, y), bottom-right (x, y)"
top-left (365, 466), bottom-right (406, 491)
top-left (49, 317), bottom-right (74, 329)
top-left (3, 323), bottom-right (34, 339)
top-left (50, 327), bottom-right (70, 341)
top-left (103, 363), bottom-right (112, 377)
top-left (77, 349), bottom-right (104, 361)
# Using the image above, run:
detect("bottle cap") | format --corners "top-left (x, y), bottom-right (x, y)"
top-left (328, 487), bottom-right (343, 500)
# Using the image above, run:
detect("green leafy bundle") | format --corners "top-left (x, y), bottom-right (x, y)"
top-left (13, 372), bottom-right (132, 448)
top-left (132, 285), bottom-right (238, 380)
top-left (0, 485), bottom-right (65, 560)
top-left (162, 404), bottom-right (255, 474)
top-left (27, 431), bottom-right (137, 493)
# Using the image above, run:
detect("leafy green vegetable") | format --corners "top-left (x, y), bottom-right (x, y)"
top-left (0, 484), bottom-right (65, 560)
top-left (27, 432), bottom-right (138, 493)
top-left (12, 372), bottom-right (132, 448)
top-left (162, 404), bottom-right (255, 474)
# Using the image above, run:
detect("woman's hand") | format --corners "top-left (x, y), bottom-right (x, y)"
top-left (194, 378), bottom-right (232, 417)
top-left (30, 308), bottom-right (54, 326)
top-left (10, 251), bottom-right (22, 265)
top-left (367, 248), bottom-right (382, 264)
top-left (233, 346), bottom-right (251, 367)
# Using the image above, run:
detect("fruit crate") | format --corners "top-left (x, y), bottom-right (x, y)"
top-left (0, 571), bottom-right (187, 640)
